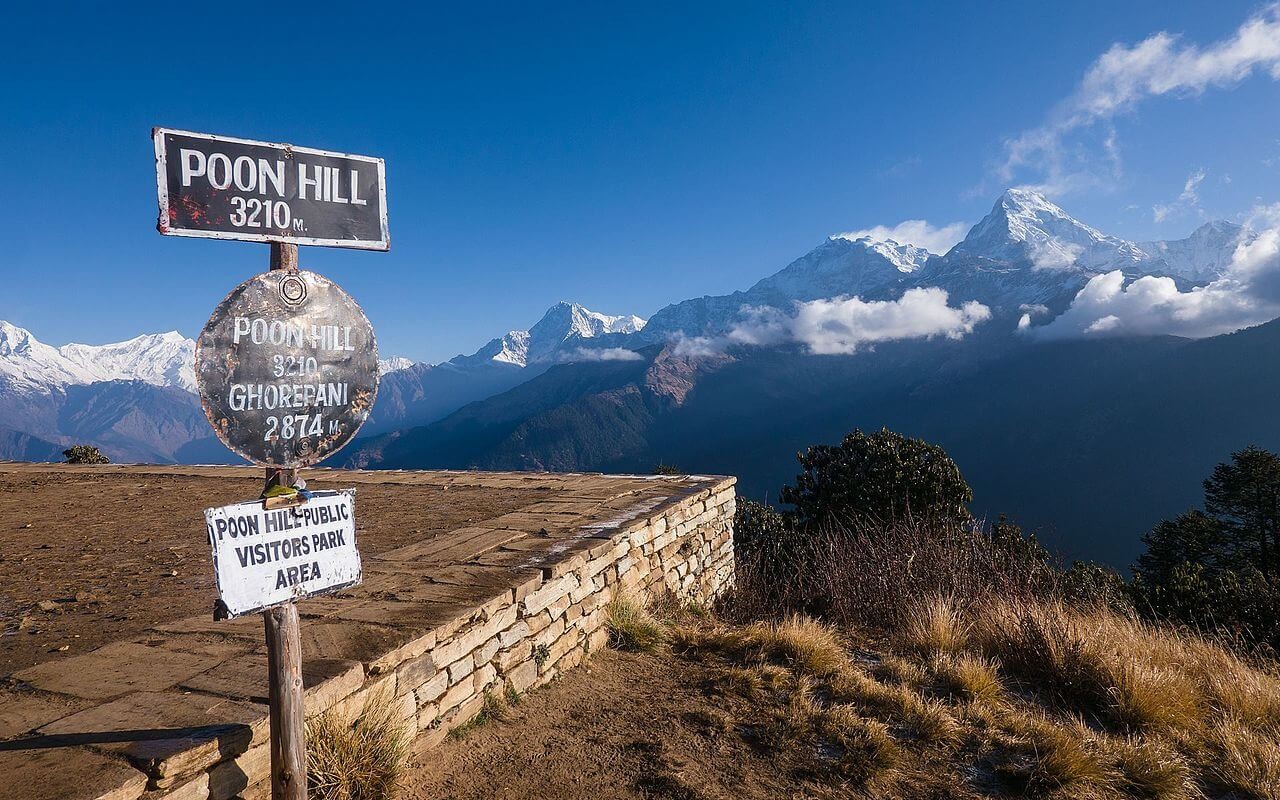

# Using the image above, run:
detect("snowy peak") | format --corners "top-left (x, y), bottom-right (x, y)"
top-left (826, 235), bottom-right (933, 274)
top-left (378, 357), bottom-right (415, 375)
top-left (746, 235), bottom-right (929, 305)
top-left (525, 302), bottom-right (646, 364)
top-left (953, 188), bottom-right (1149, 271)
top-left (453, 303), bottom-right (646, 369)
top-left (0, 321), bottom-right (95, 391)
top-left (1140, 220), bottom-right (1251, 283)
top-left (59, 331), bottom-right (195, 392)
top-left (0, 321), bottom-right (195, 394)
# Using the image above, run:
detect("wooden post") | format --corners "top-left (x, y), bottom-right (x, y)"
top-left (265, 241), bottom-right (306, 800)
top-left (265, 603), bottom-right (306, 800)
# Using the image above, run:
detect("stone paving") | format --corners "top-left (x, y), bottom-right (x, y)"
top-left (0, 464), bottom-right (736, 800)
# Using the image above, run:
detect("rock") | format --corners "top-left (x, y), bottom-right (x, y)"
top-left (36, 600), bottom-right (62, 614)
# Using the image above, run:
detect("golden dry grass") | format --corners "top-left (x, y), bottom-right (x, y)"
top-left (1194, 717), bottom-right (1280, 798)
top-left (668, 593), bottom-right (1280, 799)
top-left (605, 596), bottom-right (669, 653)
top-left (307, 690), bottom-right (410, 800)
top-left (933, 652), bottom-right (1003, 705)
top-left (898, 595), bottom-right (969, 655)
top-left (1112, 736), bottom-right (1194, 800)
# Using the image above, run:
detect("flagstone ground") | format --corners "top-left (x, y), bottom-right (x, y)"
top-left (0, 463), bottom-right (735, 800)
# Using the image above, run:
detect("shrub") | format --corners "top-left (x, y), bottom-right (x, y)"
top-left (780, 427), bottom-right (973, 529)
top-left (1132, 445), bottom-right (1280, 653)
top-left (739, 516), bottom-right (1060, 630)
top-left (63, 444), bottom-right (109, 464)
top-left (307, 691), bottom-right (409, 800)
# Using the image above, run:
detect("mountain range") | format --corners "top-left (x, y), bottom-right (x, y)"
top-left (2, 188), bottom-right (1273, 565)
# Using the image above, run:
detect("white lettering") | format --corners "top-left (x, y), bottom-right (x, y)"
top-left (180, 149), bottom-right (206, 187)
top-left (232, 156), bottom-right (257, 192)
top-left (259, 159), bottom-right (285, 197)
top-left (350, 170), bottom-right (367, 206)
top-left (207, 153), bottom-right (233, 190)
top-left (298, 164), bottom-right (322, 201)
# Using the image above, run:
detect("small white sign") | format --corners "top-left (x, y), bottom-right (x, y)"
top-left (205, 489), bottom-right (362, 618)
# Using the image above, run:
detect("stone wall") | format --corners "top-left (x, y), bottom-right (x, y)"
top-left (157, 475), bottom-right (735, 800)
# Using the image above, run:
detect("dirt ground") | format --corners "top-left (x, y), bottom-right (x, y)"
top-left (0, 471), bottom-right (551, 674)
top-left (406, 648), bottom-right (817, 800)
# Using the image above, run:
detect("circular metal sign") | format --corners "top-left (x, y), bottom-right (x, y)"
top-left (195, 269), bottom-right (379, 468)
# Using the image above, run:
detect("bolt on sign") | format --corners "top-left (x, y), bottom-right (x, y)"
top-left (195, 270), bottom-right (380, 468)
top-left (153, 128), bottom-right (389, 250)
top-left (206, 490), bottom-right (361, 618)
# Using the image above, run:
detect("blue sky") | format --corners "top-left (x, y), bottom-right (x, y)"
top-left (3, 1), bottom-right (1279, 363)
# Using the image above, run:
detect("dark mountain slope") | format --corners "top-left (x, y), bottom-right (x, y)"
top-left (350, 320), bottom-right (1280, 567)
top-left (0, 427), bottom-right (63, 461)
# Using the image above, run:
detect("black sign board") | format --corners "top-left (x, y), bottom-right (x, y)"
top-left (154, 128), bottom-right (390, 251)
top-left (195, 270), bottom-right (380, 467)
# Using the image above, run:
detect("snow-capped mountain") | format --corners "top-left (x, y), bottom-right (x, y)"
top-left (949, 188), bottom-right (1150, 272)
top-left (378, 357), bottom-right (415, 375)
top-left (2, 187), bottom-right (1266, 466)
top-left (0, 323), bottom-right (195, 394)
top-left (639, 188), bottom-right (1254, 342)
top-left (0, 321), bottom-right (97, 392)
top-left (1139, 220), bottom-right (1252, 284)
top-left (638, 236), bottom-right (935, 343)
top-left (60, 332), bottom-right (195, 392)
top-left (454, 302), bottom-right (646, 369)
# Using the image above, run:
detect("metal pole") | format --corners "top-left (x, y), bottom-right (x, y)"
top-left (265, 241), bottom-right (306, 800)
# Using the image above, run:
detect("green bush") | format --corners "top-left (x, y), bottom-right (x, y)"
top-left (1131, 445), bottom-right (1280, 653)
top-left (63, 444), bottom-right (109, 464)
top-left (780, 428), bottom-right (972, 529)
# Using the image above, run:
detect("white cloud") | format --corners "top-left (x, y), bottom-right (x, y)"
top-left (560, 347), bottom-right (644, 362)
top-left (836, 220), bottom-right (968, 255)
top-left (999, 5), bottom-right (1280, 194)
top-left (789, 290), bottom-right (991, 354)
top-left (1032, 203), bottom-right (1280, 339)
top-left (670, 335), bottom-right (725, 358)
top-left (1153, 167), bottom-right (1208, 222)
top-left (1181, 168), bottom-right (1208, 202)
top-left (696, 288), bottom-right (992, 356)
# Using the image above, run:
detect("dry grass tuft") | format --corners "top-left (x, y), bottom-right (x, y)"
top-left (756, 616), bottom-right (848, 676)
top-left (1107, 662), bottom-right (1202, 734)
top-left (895, 693), bottom-right (961, 746)
top-left (1198, 647), bottom-right (1280, 733)
top-left (606, 596), bottom-right (669, 653)
top-left (871, 654), bottom-right (927, 689)
top-left (995, 715), bottom-right (1117, 798)
top-left (678, 585), bottom-right (1280, 798)
top-left (814, 707), bottom-right (901, 784)
top-left (1112, 737), bottom-right (1193, 800)
top-left (1195, 717), bottom-right (1280, 799)
top-left (898, 595), bottom-right (969, 655)
top-left (307, 690), bottom-right (409, 800)
top-left (933, 653), bottom-right (1003, 705)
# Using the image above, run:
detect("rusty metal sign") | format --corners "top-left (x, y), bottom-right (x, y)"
top-left (154, 128), bottom-right (389, 250)
top-left (206, 489), bottom-right (362, 618)
top-left (195, 270), bottom-right (379, 467)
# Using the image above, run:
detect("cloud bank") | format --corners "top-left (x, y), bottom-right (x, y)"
top-left (675, 288), bottom-right (992, 357)
top-left (560, 347), bottom-right (644, 362)
top-left (1000, 5), bottom-right (1280, 194)
top-left (836, 220), bottom-right (968, 255)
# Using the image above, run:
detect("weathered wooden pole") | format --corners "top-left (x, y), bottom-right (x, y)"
top-left (265, 241), bottom-right (306, 800)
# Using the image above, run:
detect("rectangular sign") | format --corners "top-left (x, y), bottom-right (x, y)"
top-left (154, 127), bottom-right (389, 250)
top-left (205, 489), bottom-right (362, 618)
